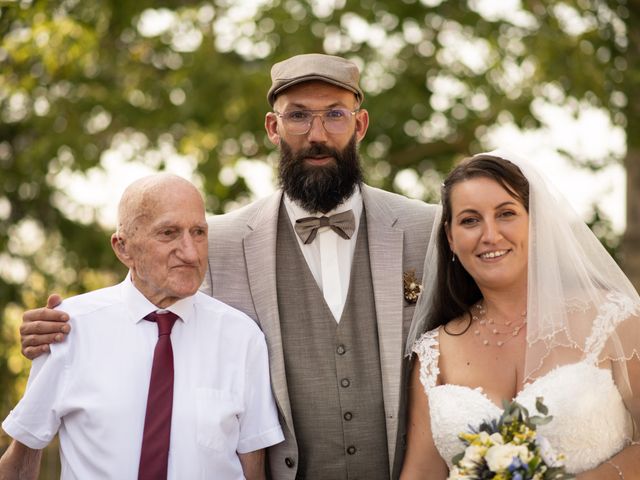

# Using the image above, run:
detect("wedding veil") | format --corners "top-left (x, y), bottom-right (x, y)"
top-left (407, 149), bottom-right (640, 427)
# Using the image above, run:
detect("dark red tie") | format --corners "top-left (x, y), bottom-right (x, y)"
top-left (138, 311), bottom-right (178, 480)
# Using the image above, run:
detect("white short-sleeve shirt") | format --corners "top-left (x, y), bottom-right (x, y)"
top-left (2, 276), bottom-right (284, 480)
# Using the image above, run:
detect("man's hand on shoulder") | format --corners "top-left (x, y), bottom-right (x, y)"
top-left (20, 294), bottom-right (70, 360)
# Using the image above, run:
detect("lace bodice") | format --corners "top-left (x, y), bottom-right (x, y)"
top-left (413, 329), bottom-right (633, 474)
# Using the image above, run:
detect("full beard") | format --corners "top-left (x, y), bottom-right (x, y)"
top-left (278, 135), bottom-right (363, 213)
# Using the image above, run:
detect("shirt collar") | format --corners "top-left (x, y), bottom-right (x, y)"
top-left (283, 186), bottom-right (363, 226)
top-left (121, 273), bottom-right (195, 325)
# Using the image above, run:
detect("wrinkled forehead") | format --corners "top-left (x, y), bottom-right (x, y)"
top-left (146, 205), bottom-right (207, 227)
top-left (124, 181), bottom-right (205, 232)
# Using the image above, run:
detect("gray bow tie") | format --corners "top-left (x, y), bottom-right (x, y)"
top-left (294, 210), bottom-right (356, 244)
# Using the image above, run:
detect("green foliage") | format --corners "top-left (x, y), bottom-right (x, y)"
top-left (453, 398), bottom-right (574, 479)
top-left (0, 0), bottom-right (636, 473)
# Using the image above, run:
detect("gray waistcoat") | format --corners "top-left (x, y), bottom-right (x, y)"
top-left (276, 204), bottom-right (390, 480)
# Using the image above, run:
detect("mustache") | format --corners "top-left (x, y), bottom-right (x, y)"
top-left (295, 143), bottom-right (341, 159)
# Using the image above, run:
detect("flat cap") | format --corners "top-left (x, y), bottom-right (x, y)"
top-left (267, 53), bottom-right (364, 106)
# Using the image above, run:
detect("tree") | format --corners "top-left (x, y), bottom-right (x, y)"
top-left (620, 1), bottom-right (640, 287)
top-left (1, 0), bottom-right (636, 472)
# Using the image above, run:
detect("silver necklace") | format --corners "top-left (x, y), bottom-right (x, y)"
top-left (472, 302), bottom-right (527, 347)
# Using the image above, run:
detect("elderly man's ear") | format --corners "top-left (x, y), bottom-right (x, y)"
top-left (111, 234), bottom-right (133, 267)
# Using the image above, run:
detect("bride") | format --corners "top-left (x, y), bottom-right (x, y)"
top-left (400, 151), bottom-right (640, 479)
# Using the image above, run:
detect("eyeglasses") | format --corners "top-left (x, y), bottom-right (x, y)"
top-left (273, 108), bottom-right (360, 135)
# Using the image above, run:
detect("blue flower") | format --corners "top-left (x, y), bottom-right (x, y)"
top-left (508, 457), bottom-right (525, 472)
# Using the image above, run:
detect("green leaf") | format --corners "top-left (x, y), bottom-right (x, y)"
top-left (536, 397), bottom-right (549, 415)
top-left (529, 415), bottom-right (553, 426)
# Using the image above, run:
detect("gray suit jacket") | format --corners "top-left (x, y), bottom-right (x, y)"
top-left (201, 184), bottom-right (438, 479)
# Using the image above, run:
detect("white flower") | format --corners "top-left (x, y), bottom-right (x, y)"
top-left (537, 435), bottom-right (562, 467)
top-left (447, 466), bottom-right (473, 480)
top-left (459, 445), bottom-right (485, 469)
top-left (489, 432), bottom-right (504, 445)
top-left (477, 431), bottom-right (491, 444)
top-left (447, 466), bottom-right (462, 479)
top-left (485, 443), bottom-right (531, 472)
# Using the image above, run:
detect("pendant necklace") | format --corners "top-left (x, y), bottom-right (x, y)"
top-left (472, 302), bottom-right (527, 347)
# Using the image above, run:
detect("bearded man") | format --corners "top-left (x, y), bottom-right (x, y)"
top-left (19, 54), bottom-right (439, 480)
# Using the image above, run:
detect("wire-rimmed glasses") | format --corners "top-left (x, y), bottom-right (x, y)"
top-left (273, 108), bottom-right (360, 135)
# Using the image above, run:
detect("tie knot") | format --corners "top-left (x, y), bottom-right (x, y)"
top-left (144, 311), bottom-right (179, 336)
top-left (319, 216), bottom-right (336, 228)
top-left (294, 209), bottom-right (356, 244)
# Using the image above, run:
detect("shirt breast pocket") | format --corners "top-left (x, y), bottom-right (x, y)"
top-left (196, 387), bottom-right (241, 453)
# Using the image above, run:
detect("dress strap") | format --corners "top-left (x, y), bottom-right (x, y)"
top-left (412, 328), bottom-right (440, 392)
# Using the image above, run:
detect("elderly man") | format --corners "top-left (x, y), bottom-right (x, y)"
top-left (19, 54), bottom-right (439, 479)
top-left (1, 174), bottom-right (283, 479)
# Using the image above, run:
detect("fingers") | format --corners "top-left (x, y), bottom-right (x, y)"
top-left (22, 343), bottom-right (51, 361)
top-left (20, 319), bottom-right (70, 337)
top-left (22, 330), bottom-right (67, 348)
top-left (22, 306), bottom-right (69, 326)
top-left (20, 327), bottom-right (69, 360)
top-left (46, 294), bottom-right (63, 309)
top-left (19, 296), bottom-right (70, 360)
top-left (20, 313), bottom-right (70, 360)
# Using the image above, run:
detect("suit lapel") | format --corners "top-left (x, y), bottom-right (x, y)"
top-left (243, 191), bottom-right (294, 430)
top-left (361, 185), bottom-right (404, 471)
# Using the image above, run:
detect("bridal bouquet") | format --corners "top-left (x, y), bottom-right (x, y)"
top-left (448, 398), bottom-right (573, 480)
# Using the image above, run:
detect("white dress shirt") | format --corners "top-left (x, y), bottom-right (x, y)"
top-left (2, 276), bottom-right (283, 480)
top-left (284, 188), bottom-right (363, 322)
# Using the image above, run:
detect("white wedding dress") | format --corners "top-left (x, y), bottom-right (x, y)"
top-left (413, 328), bottom-right (634, 474)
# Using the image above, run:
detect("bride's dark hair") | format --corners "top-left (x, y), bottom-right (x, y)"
top-left (427, 154), bottom-right (530, 332)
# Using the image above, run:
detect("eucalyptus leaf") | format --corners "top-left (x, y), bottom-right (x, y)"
top-left (451, 452), bottom-right (464, 464)
top-left (530, 415), bottom-right (553, 426)
top-left (536, 397), bottom-right (549, 415)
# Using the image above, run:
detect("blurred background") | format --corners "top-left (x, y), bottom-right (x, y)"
top-left (1, 0), bottom-right (639, 476)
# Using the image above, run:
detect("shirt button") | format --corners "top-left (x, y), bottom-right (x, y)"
top-left (340, 378), bottom-right (350, 388)
top-left (336, 345), bottom-right (346, 355)
top-left (344, 411), bottom-right (353, 421)
top-left (285, 457), bottom-right (295, 468)
top-left (347, 446), bottom-right (357, 455)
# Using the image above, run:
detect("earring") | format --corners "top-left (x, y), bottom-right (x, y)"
top-left (452, 253), bottom-right (456, 263)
